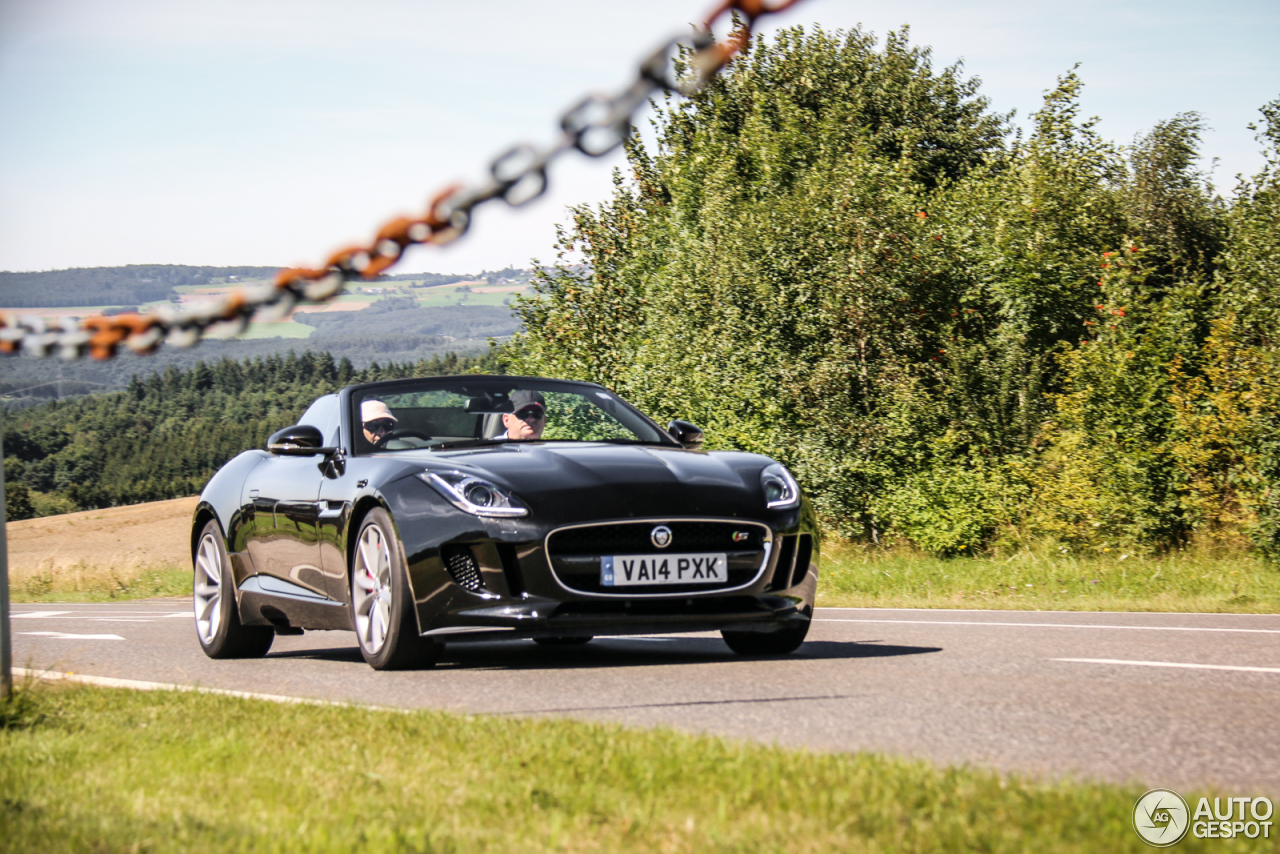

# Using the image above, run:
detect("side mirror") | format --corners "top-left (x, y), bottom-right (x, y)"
top-left (268, 425), bottom-right (333, 456)
top-left (667, 419), bottom-right (704, 450)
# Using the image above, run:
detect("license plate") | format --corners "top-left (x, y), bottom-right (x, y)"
top-left (601, 553), bottom-right (728, 587)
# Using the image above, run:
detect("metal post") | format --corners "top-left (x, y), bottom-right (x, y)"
top-left (1, 414), bottom-right (11, 699)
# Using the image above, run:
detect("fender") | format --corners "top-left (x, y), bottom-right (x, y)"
top-left (194, 450), bottom-right (269, 588)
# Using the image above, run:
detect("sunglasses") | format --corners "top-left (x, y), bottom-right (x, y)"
top-left (513, 407), bottom-right (545, 421)
top-left (365, 418), bottom-right (396, 433)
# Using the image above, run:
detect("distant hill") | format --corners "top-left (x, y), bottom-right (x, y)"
top-left (0, 265), bottom-right (280, 308)
top-left (0, 264), bottom-right (535, 307)
top-left (0, 265), bottom-right (526, 407)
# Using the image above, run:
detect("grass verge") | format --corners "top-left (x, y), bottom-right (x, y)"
top-left (819, 543), bottom-right (1280, 613)
top-left (9, 543), bottom-right (1280, 612)
top-left (9, 563), bottom-right (189, 603)
top-left (1, 680), bottom-right (1259, 854)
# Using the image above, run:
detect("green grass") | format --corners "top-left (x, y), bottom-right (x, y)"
top-left (819, 544), bottom-right (1280, 613)
top-left (1, 681), bottom-right (1258, 854)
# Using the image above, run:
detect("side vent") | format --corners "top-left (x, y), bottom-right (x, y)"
top-left (791, 534), bottom-right (813, 588)
top-left (496, 543), bottom-right (525, 597)
top-left (771, 535), bottom-right (797, 591)
top-left (441, 544), bottom-right (484, 592)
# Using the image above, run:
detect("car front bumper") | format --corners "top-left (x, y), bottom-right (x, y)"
top-left (417, 593), bottom-right (811, 643)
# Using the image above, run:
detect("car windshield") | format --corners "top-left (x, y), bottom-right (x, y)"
top-left (350, 377), bottom-right (674, 453)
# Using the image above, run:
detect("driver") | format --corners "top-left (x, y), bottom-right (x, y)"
top-left (361, 399), bottom-right (397, 447)
top-left (502, 390), bottom-right (546, 440)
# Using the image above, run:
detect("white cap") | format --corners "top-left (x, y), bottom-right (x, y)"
top-left (361, 399), bottom-right (397, 423)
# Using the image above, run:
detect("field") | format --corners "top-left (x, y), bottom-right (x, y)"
top-left (411, 280), bottom-right (529, 308)
top-left (5, 497), bottom-right (196, 601)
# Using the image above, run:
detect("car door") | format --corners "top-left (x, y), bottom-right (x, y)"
top-left (242, 456), bottom-right (326, 597)
top-left (315, 395), bottom-right (358, 602)
top-left (241, 396), bottom-right (341, 598)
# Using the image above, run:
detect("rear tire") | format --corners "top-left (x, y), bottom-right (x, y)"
top-left (193, 520), bottom-right (274, 659)
top-left (721, 619), bottom-right (810, 656)
top-left (533, 636), bottom-right (593, 646)
top-left (350, 508), bottom-right (440, 670)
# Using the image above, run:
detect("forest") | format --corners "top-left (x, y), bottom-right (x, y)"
top-left (2, 349), bottom-right (497, 519)
top-left (502, 25), bottom-right (1280, 558)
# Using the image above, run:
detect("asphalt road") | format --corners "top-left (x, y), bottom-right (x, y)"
top-left (10, 602), bottom-right (1280, 793)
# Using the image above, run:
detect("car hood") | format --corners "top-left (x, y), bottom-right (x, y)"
top-left (418, 442), bottom-right (774, 520)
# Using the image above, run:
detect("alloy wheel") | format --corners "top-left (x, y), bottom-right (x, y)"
top-left (352, 522), bottom-right (394, 655)
top-left (193, 532), bottom-right (223, 646)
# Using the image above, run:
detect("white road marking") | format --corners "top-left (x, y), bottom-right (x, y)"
top-left (1054, 658), bottom-right (1280, 675)
top-left (9, 611), bottom-right (72, 619)
top-left (815, 618), bottom-right (1280, 635)
top-left (11, 611), bottom-right (185, 618)
top-left (818, 606), bottom-right (1280, 617)
top-left (86, 618), bottom-right (155, 623)
top-left (163, 612), bottom-right (193, 618)
top-left (10, 668), bottom-right (396, 711)
top-left (18, 632), bottom-right (125, 640)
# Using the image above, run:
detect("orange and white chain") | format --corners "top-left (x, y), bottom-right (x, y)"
top-left (0, 0), bottom-right (803, 361)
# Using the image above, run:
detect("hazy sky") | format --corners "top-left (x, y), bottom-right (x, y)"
top-left (1, 0), bottom-right (1276, 275)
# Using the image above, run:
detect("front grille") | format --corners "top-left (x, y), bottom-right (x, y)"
top-left (551, 521), bottom-right (765, 555)
top-left (546, 520), bottom-right (769, 595)
top-left (441, 544), bottom-right (484, 592)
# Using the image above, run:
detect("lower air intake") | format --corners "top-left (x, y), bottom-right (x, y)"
top-left (441, 544), bottom-right (484, 592)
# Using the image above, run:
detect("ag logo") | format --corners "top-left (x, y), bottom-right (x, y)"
top-left (650, 525), bottom-right (673, 548)
top-left (1134, 788), bottom-right (1190, 847)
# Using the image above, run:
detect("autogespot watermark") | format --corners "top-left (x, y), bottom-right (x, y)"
top-left (1133, 788), bottom-right (1274, 846)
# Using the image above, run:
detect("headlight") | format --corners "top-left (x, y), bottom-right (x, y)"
top-left (760, 463), bottom-right (800, 510)
top-left (418, 471), bottom-right (529, 517)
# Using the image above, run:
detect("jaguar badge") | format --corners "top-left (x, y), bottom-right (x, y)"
top-left (650, 525), bottom-right (673, 548)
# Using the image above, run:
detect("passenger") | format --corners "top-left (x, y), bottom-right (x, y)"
top-left (361, 399), bottom-right (398, 448)
top-left (502, 390), bottom-right (546, 440)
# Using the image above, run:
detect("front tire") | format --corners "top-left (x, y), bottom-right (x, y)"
top-left (721, 619), bottom-right (810, 656)
top-left (193, 520), bottom-right (274, 659)
top-left (350, 508), bottom-right (439, 670)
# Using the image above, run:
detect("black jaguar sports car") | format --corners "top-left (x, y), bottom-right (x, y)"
top-left (192, 375), bottom-right (819, 669)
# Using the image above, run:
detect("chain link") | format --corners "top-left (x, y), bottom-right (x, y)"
top-left (0, 0), bottom-right (804, 361)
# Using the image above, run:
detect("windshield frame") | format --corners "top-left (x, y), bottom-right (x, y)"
top-left (341, 374), bottom-right (683, 456)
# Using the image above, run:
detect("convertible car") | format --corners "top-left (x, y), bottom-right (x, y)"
top-left (192, 375), bottom-right (819, 669)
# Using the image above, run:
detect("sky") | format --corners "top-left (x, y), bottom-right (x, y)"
top-left (0, 0), bottom-right (1276, 276)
